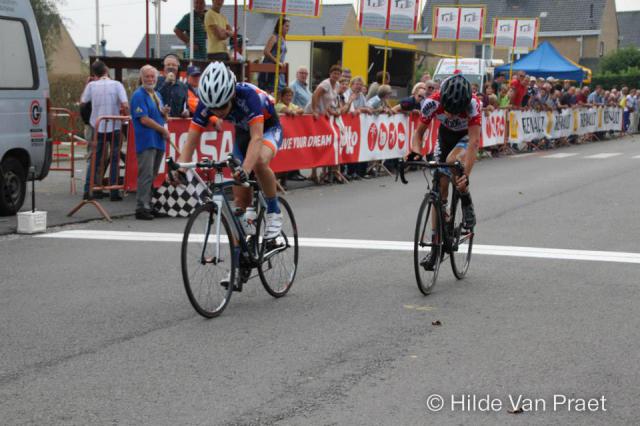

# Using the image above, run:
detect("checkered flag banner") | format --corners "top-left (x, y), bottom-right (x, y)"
top-left (151, 170), bottom-right (208, 217)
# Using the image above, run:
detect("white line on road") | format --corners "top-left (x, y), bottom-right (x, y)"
top-left (633, 155), bottom-right (640, 159)
top-left (37, 230), bottom-right (640, 265)
top-left (541, 153), bottom-right (578, 158)
top-left (584, 153), bottom-right (622, 159)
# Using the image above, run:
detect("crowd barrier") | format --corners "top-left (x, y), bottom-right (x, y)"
top-left (508, 107), bottom-right (624, 142)
top-left (49, 107), bottom-right (86, 194)
top-left (68, 116), bottom-right (130, 221)
top-left (121, 106), bottom-right (623, 192)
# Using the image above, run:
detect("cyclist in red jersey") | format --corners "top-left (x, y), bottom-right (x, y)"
top-left (408, 73), bottom-right (479, 231)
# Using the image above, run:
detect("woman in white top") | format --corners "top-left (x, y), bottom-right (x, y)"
top-left (305, 64), bottom-right (341, 117)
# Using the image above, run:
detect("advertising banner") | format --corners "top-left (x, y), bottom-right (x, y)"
top-left (359, 0), bottom-right (421, 32)
top-left (433, 6), bottom-right (486, 42)
top-left (481, 109), bottom-right (507, 147)
top-left (123, 107), bottom-right (623, 191)
top-left (508, 107), bottom-right (623, 143)
top-left (493, 18), bottom-right (538, 50)
top-left (248, 0), bottom-right (321, 18)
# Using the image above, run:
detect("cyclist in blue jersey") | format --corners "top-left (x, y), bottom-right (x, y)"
top-left (177, 62), bottom-right (283, 239)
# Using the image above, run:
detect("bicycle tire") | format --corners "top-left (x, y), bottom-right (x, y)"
top-left (449, 191), bottom-right (474, 279)
top-left (182, 202), bottom-right (236, 318)
top-left (414, 195), bottom-right (443, 295)
top-left (256, 197), bottom-right (299, 298)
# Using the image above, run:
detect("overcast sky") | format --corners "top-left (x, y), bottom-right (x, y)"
top-left (58, 0), bottom-right (640, 56)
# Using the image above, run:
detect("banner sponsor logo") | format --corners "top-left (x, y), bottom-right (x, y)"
top-left (603, 108), bottom-right (620, 125)
top-left (522, 115), bottom-right (546, 135)
top-left (482, 110), bottom-right (506, 147)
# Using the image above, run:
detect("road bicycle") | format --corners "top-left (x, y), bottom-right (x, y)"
top-left (167, 156), bottom-right (299, 318)
top-left (398, 159), bottom-right (474, 295)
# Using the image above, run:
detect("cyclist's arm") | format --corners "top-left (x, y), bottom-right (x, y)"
top-left (243, 119), bottom-right (265, 174)
top-left (410, 121), bottom-right (428, 155)
top-left (177, 128), bottom-right (200, 162)
top-left (464, 124), bottom-right (480, 176)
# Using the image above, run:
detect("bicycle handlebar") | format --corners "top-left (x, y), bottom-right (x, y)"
top-left (166, 154), bottom-right (250, 187)
top-left (397, 159), bottom-right (464, 185)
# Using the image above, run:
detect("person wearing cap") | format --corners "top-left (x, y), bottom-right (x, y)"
top-left (524, 76), bottom-right (538, 107)
top-left (186, 65), bottom-right (202, 115)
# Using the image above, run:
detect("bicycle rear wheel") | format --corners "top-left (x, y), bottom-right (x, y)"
top-left (449, 192), bottom-right (474, 279)
top-left (256, 197), bottom-right (299, 297)
top-left (414, 196), bottom-right (443, 295)
top-left (182, 202), bottom-right (236, 318)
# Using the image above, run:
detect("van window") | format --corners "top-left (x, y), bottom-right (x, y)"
top-left (0, 18), bottom-right (36, 89)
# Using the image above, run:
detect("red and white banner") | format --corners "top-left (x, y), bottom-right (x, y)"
top-left (127, 107), bottom-right (619, 191)
top-left (358, 0), bottom-right (421, 33)
top-left (433, 6), bottom-right (486, 42)
top-left (248, 0), bottom-right (321, 18)
top-left (493, 18), bottom-right (539, 50)
top-left (481, 109), bottom-right (507, 148)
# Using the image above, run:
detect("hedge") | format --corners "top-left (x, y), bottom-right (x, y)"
top-left (591, 71), bottom-right (640, 90)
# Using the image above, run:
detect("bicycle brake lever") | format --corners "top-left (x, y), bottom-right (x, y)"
top-left (166, 157), bottom-right (179, 171)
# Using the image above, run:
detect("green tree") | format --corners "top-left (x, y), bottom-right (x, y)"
top-left (30, 0), bottom-right (64, 70)
top-left (599, 47), bottom-right (640, 75)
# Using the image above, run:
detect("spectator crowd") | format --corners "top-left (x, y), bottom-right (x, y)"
top-left (77, 0), bottom-right (640, 218)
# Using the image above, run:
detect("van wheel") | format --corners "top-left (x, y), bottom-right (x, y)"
top-left (0, 157), bottom-right (27, 216)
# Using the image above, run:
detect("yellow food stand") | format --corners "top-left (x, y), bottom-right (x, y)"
top-left (286, 35), bottom-right (420, 95)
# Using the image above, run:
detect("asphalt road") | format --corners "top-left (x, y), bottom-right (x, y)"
top-left (1, 135), bottom-right (639, 425)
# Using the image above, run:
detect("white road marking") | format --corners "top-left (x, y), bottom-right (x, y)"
top-left (510, 153), bottom-right (537, 159)
top-left (541, 153), bottom-right (578, 158)
top-left (584, 153), bottom-right (622, 159)
top-left (37, 230), bottom-right (640, 265)
top-left (633, 155), bottom-right (640, 159)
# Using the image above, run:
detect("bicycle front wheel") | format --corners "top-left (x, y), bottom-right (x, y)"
top-left (256, 197), bottom-right (299, 298)
top-left (414, 196), bottom-right (443, 295)
top-left (449, 192), bottom-right (474, 279)
top-left (181, 202), bottom-right (236, 318)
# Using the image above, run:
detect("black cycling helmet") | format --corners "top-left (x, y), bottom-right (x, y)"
top-left (440, 74), bottom-right (472, 114)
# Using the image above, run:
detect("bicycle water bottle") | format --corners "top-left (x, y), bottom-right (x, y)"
top-left (242, 207), bottom-right (257, 235)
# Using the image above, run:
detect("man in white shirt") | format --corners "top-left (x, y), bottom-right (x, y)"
top-left (80, 60), bottom-right (129, 201)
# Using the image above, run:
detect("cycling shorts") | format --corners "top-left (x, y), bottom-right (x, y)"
top-left (434, 125), bottom-right (468, 177)
top-left (233, 125), bottom-right (283, 164)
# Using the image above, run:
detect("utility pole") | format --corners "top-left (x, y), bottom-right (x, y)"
top-left (100, 24), bottom-right (110, 56)
top-left (95, 0), bottom-right (100, 56)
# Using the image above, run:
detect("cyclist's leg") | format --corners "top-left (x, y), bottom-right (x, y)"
top-left (253, 126), bottom-right (284, 238)
top-left (446, 137), bottom-right (475, 228)
top-left (232, 130), bottom-right (253, 210)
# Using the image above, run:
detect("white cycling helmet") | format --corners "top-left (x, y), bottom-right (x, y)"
top-left (198, 62), bottom-right (236, 108)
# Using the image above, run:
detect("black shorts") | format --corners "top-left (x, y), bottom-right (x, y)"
top-left (434, 126), bottom-right (469, 177)
top-left (434, 125), bottom-right (469, 163)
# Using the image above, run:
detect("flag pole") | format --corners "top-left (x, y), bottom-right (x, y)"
top-left (273, 13), bottom-right (284, 100)
top-left (382, 30), bottom-right (389, 84)
top-left (189, 0), bottom-right (194, 64)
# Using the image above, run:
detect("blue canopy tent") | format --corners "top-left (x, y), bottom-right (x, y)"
top-left (494, 42), bottom-right (586, 81)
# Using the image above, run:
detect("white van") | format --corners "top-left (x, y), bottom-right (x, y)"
top-left (0, 1), bottom-right (51, 215)
top-left (433, 58), bottom-right (499, 92)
